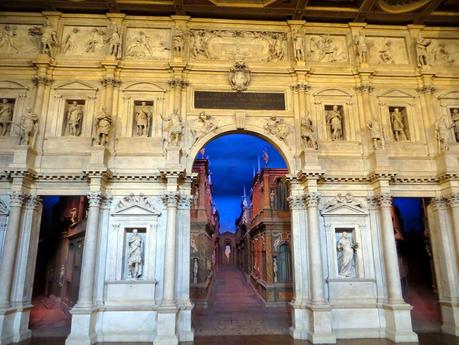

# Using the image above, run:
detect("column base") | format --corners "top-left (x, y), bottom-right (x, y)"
top-left (177, 300), bottom-right (194, 342)
top-left (383, 302), bottom-right (418, 343)
top-left (65, 307), bottom-right (97, 345)
top-left (440, 300), bottom-right (459, 336)
top-left (0, 305), bottom-right (33, 345)
top-left (289, 302), bottom-right (336, 344)
top-left (155, 306), bottom-right (178, 345)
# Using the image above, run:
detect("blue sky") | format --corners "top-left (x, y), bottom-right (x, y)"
top-left (196, 134), bottom-right (287, 232)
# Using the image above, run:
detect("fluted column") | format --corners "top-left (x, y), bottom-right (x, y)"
top-left (377, 193), bottom-right (404, 304)
top-left (0, 192), bottom-right (27, 308)
top-left (305, 192), bottom-right (325, 304)
top-left (75, 192), bottom-right (102, 308)
top-left (448, 193), bottom-right (459, 266)
top-left (162, 192), bottom-right (179, 306)
top-left (176, 192), bottom-right (192, 304)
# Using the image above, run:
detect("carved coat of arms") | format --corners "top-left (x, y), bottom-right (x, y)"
top-left (229, 61), bottom-right (250, 92)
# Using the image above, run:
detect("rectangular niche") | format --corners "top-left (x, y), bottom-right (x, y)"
top-left (62, 99), bottom-right (85, 136)
top-left (324, 104), bottom-right (345, 141)
top-left (335, 228), bottom-right (358, 279)
top-left (0, 98), bottom-right (16, 137)
top-left (123, 227), bottom-right (146, 280)
top-left (389, 106), bottom-right (410, 141)
top-left (132, 100), bottom-right (154, 137)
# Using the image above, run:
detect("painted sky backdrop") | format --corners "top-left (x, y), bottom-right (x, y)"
top-left (197, 134), bottom-right (287, 232)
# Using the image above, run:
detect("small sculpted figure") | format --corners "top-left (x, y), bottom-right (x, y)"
top-left (355, 32), bottom-right (368, 65)
top-left (0, 98), bottom-right (12, 136)
top-left (19, 109), bottom-right (39, 147)
top-left (367, 120), bottom-right (384, 149)
top-left (66, 101), bottom-right (83, 136)
top-left (300, 117), bottom-right (318, 150)
top-left (161, 109), bottom-right (184, 146)
top-left (416, 34), bottom-right (431, 67)
top-left (134, 101), bottom-right (152, 137)
top-left (128, 229), bottom-right (143, 279)
top-left (192, 258), bottom-right (199, 284)
top-left (191, 112), bottom-right (218, 143)
top-left (0, 25), bottom-right (19, 53)
top-left (108, 24), bottom-right (121, 58)
top-left (435, 115), bottom-right (454, 151)
top-left (40, 21), bottom-right (58, 57)
top-left (94, 108), bottom-right (112, 146)
top-left (337, 232), bottom-right (358, 278)
top-left (391, 107), bottom-right (408, 141)
top-left (379, 40), bottom-right (394, 64)
top-left (451, 108), bottom-right (459, 142)
top-left (173, 30), bottom-right (185, 59)
top-left (326, 105), bottom-right (343, 141)
top-left (293, 32), bottom-right (305, 62)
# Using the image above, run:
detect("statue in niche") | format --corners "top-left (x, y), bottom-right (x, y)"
top-left (391, 107), bottom-right (408, 141)
top-left (326, 105), bottom-right (343, 141)
top-left (19, 109), bottom-right (39, 146)
top-left (451, 108), bottom-right (459, 142)
top-left (293, 31), bottom-right (305, 62)
top-left (273, 257), bottom-right (278, 283)
top-left (161, 109), bottom-right (183, 146)
top-left (66, 100), bottom-right (83, 136)
top-left (134, 101), bottom-right (152, 137)
top-left (367, 119), bottom-right (385, 150)
top-left (300, 117), bottom-right (318, 150)
top-left (435, 115), bottom-right (454, 151)
top-left (355, 31), bottom-right (368, 65)
top-left (107, 24), bottom-right (121, 59)
top-left (415, 34), bottom-right (431, 67)
top-left (173, 29), bottom-right (185, 59)
top-left (69, 207), bottom-right (78, 227)
top-left (264, 116), bottom-right (290, 144)
top-left (40, 21), bottom-right (58, 57)
top-left (192, 258), bottom-right (199, 284)
top-left (379, 40), bottom-right (394, 64)
top-left (0, 25), bottom-right (19, 53)
top-left (225, 245), bottom-right (231, 263)
top-left (0, 98), bottom-right (13, 136)
top-left (126, 31), bottom-right (153, 58)
top-left (337, 232), bottom-right (358, 278)
top-left (85, 28), bottom-right (105, 53)
top-left (127, 229), bottom-right (143, 279)
top-left (63, 28), bottom-right (79, 54)
top-left (191, 112), bottom-right (218, 143)
top-left (270, 189), bottom-right (275, 209)
top-left (310, 35), bottom-right (344, 63)
top-left (94, 108), bottom-right (112, 146)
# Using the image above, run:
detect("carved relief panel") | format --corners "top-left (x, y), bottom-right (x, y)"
top-left (61, 26), bottom-right (108, 57)
top-left (423, 39), bottom-right (458, 66)
top-left (0, 24), bottom-right (41, 58)
top-left (365, 37), bottom-right (409, 65)
top-left (307, 34), bottom-right (348, 63)
top-left (124, 28), bottom-right (171, 60)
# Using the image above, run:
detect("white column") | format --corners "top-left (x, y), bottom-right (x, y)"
top-left (0, 192), bottom-right (26, 308)
top-left (377, 194), bottom-right (403, 303)
top-left (76, 192), bottom-right (102, 308)
top-left (447, 193), bottom-right (459, 267)
top-left (162, 192), bottom-right (178, 306)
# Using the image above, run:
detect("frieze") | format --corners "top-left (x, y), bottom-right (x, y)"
top-left (365, 37), bottom-right (408, 65)
top-left (0, 24), bottom-right (41, 57)
top-left (308, 35), bottom-right (348, 63)
top-left (61, 26), bottom-right (107, 57)
top-left (124, 28), bottom-right (170, 60)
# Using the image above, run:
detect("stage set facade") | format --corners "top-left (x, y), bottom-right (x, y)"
top-left (0, 8), bottom-right (458, 345)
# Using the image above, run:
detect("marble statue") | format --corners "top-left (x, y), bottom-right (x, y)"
top-left (337, 232), bottom-right (358, 278)
top-left (391, 107), bottom-right (408, 141)
top-left (19, 109), bottom-right (39, 146)
top-left (355, 32), bottom-right (368, 65)
top-left (435, 115), bottom-right (454, 151)
top-left (451, 108), bottom-right (459, 142)
top-left (191, 112), bottom-right (218, 143)
top-left (367, 120), bottom-right (384, 149)
top-left (66, 101), bottom-right (83, 136)
top-left (300, 117), bottom-right (318, 150)
top-left (126, 31), bottom-right (153, 58)
top-left (40, 21), bottom-right (58, 57)
top-left (293, 32), bottom-right (305, 62)
top-left (107, 24), bottom-right (121, 59)
top-left (225, 244), bottom-right (231, 263)
top-left (94, 108), bottom-right (112, 146)
top-left (379, 40), bottom-right (394, 64)
top-left (0, 98), bottom-right (12, 136)
top-left (63, 28), bottom-right (79, 54)
top-left (416, 34), bottom-right (431, 67)
top-left (264, 116), bottom-right (290, 144)
top-left (0, 25), bottom-right (19, 53)
top-left (273, 257), bottom-right (278, 283)
top-left (326, 105), bottom-right (343, 141)
top-left (69, 207), bottom-right (78, 226)
top-left (173, 30), bottom-right (185, 59)
top-left (134, 101), bottom-right (152, 137)
top-left (192, 258), bottom-right (198, 284)
top-left (161, 109), bottom-right (184, 146)
top-left (127, 229), bottom-right (143, 279)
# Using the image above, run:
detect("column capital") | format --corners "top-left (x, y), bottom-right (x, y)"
top-left (416, 85), bottom-right (436, 94)
top-left (101, 195), bottom-right (113, 209)
top-left (25, 195), bottom-right (42, 210)
top-left (447, 193), bottom-right (459, 207)
top-left (367, 196), bottom-right (379, 210)
top-left (431, 196), bottom-right (448, 211)
top-left (101, 77), bottom-right (121, 88)
top-left (9, 192), bottom-right (28, 207)
top-left (168, 78), bottom-right (189, 89)
top-left (376, 193), bottom-right (392, 208)
top-left (32, 76), bottom-right (53, 86)
top-left (356, 84), bottom-right (374, 93)
top-left (177, 193), bottom-right (192, 210)
top-left (287, 194), bottom-right (305, 210)
top-left (87, 192), bottom-right (103, 207)
top-left (305, 192), bottom-right (320, 208)
top-left (290, 83), bottom-right (310, 93)
top-left (162, 192), bottom-right (179, 207)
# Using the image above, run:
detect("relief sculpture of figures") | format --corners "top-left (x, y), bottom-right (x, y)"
top-left (326, 105), bottom-right (343, 141)
top-left (40, 21), bottom-right (58, 57)
top-left (0, 99), bottom-right (13, 136)
top-left (337, 232), bottom-right (358, 278)
top-left (63, 28), bottom-right (79, 54)
top-left (264, 116), bottom-right (290, 144)
top-left (416, 34), bottom-right (431, 67)
top-left (173, 29), bottom-right (185, 59)
top-left (367, 119), bottom-right (384, 149)
top-left (379, 40), bottom-right (394, 64)
top-left (451, 108), bottom-right (459, 142)
top-left (126, 31), bottom-right (153, 58)
top-left (134, 101), bottom-right (152, 137)
top-left (94, 108), bottom-right (112, 146)
top-left (391, 107), bottom-right (408, 141)
top-left (435, 115), bottom-right (454, 151)
top-left (161, 109), bottom-right (184, 146)
top-left (293, 31), bottom-right (305, 62)
top-left (66, 101), bottom-right (83, 136)
top-left (85, 28), bottom-right (105, 53)
top-left (19, 108), bottom-right (39, 147)
top-left (191, 112), bottom-right (218, 144)
top-left (107, 24), bottom-right (121, 59)
top-left (127, 229), bottom-right (143, 279)
top-left (190, 30), bottom-right (209, 59)
top-left (0, 25), bottom-right (19, 53)
top-left (310, 35), bottom-right (345, 63)
top-left (355, 31), bottom-right (368, 65)
top-left (300, 117), bottom-right (318, 150)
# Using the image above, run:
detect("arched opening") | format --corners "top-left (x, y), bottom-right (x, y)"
top-left (190, 132), bottom-right (293, 336)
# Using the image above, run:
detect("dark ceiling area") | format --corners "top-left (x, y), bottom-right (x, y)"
top-left (0, 0), bottom-right (458, 26)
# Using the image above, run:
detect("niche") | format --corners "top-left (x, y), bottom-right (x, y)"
top-left (324, 104), bottom-right (345, 141)
top-left (389, 106), bottom-right (410, 141)
top-left (62, 99), bottom-right (85, 136)
top-left (123, 227), bottom-right (146, 280)
top-left (132, 100), bottom-right (154, 137)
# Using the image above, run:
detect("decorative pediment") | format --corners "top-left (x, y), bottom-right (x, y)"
top-left (113, 194), bottom-right (161, 216)
top-left (321, 193), bottom-right (367, 216)
top-left (54, 80), bottom-right (98, 91)
top-left (437, 91), bottom-right (459, 100)
top-left (0, 80), bottom-right (28, 90)
top-left (0, 199), bottom-right (8, 215)
top-left (314, 88), bottom-right (351, 97)
top-left (122, 82), bottom-right (164, 92)
top-left (378, 89), bottom-right (414, 99)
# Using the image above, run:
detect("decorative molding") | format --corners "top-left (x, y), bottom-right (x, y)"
top-left (291, 83), bottom-right (311, 92)
top-left (177, 193), bottom-right (192, 210)
top-left (0, 199), bottom-right (9, 215)
top-left (25, 195), bottom-right (42, 210)
top-left (431, 196), bottom-right (448, 211)
top-left (321, 193), bottom-right (367, 215)
top-left (416, 86), bottom-right (436, 94)
top-left (447, 193), bottom-right (459, 207)
top-left (114, 194), bottom-right (161, 215)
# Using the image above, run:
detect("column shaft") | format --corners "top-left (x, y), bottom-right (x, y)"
top-left (163, 192), bottom-right (178, 305)
top-left (448, 194), bottom-right (459, 266)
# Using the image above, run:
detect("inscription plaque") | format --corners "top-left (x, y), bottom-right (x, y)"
top-left (195, 91), bottom-right (285, 110)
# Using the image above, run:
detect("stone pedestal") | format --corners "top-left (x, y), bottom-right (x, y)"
top-left (166, 146), bottom-right (181, 168)
top-left (302, 150), bottom-right (322, 172)
top-left (65, 308), bottom-right (97, 345)
top-left (436, 148), bottom-right (459, 176)
top-left (440, 301), bottom-right (459, 336)
top-left (368, 149), bottom-right (391, 172)
top-left (155, 307), bottom-right (179, 345)
top-left (8, 145), bottom-right (36, 171)
top-left (89, 145), bottom-right (110, 169)
top-left (289, 303), bottom-right (336, 344)
top-left (383, 303), bottom-right (418, 343)
top-left (177, 302), bottom-right (193, 342)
